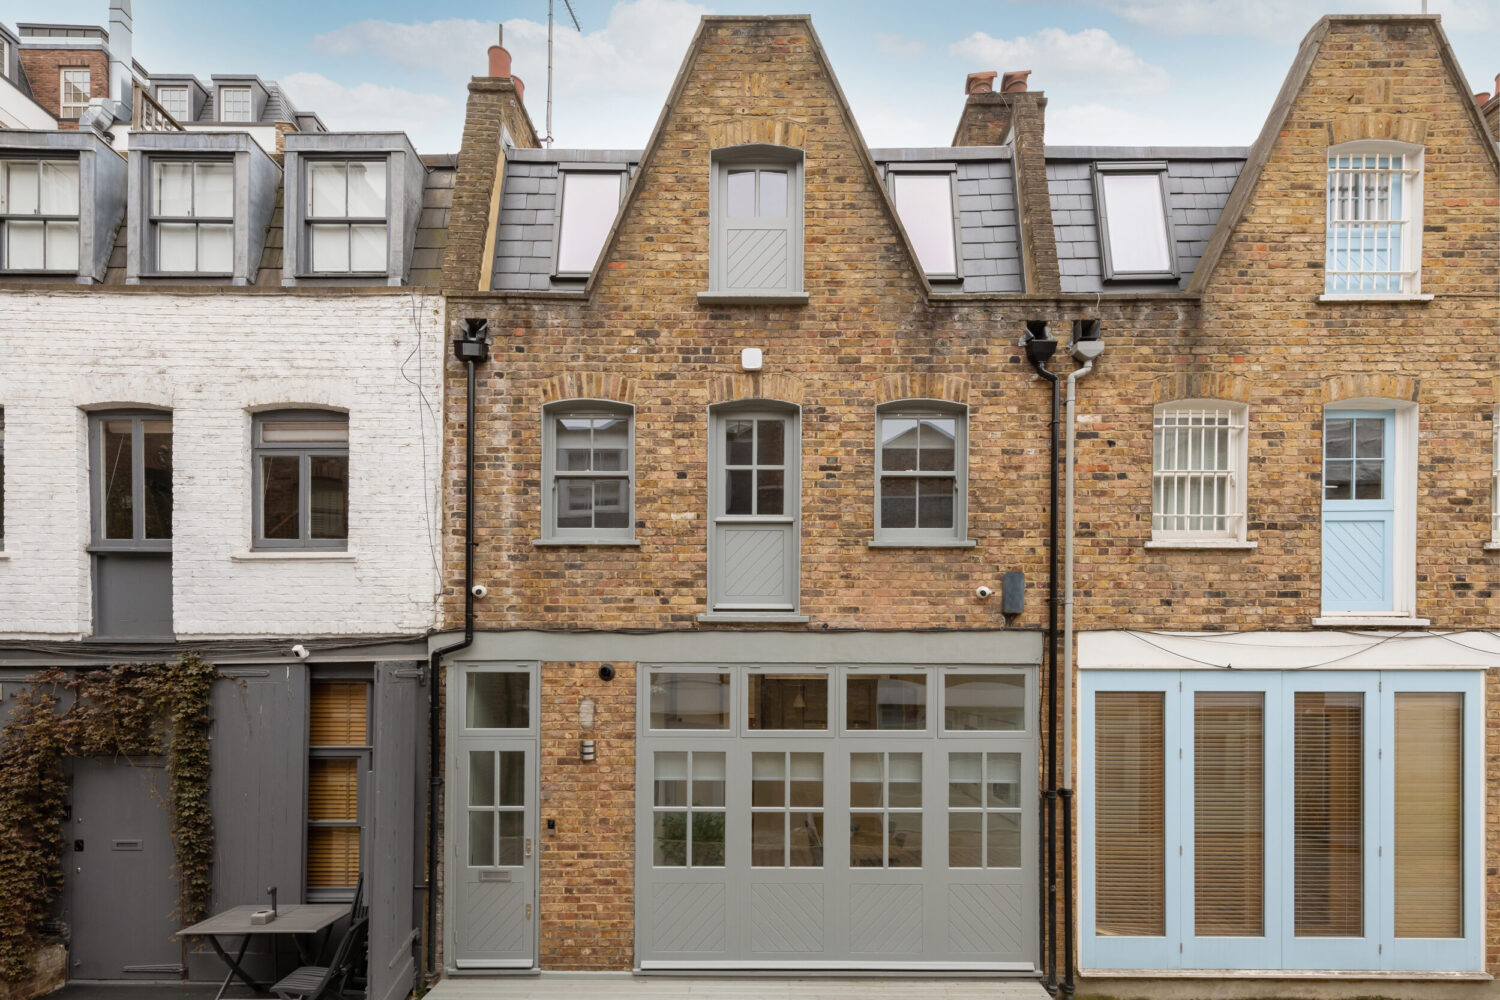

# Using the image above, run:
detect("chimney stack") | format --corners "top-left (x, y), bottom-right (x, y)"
top-left (108, 0), bottom-right (133, 114)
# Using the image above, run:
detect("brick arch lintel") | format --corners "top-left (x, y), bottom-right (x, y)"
top-left (706, 118), bottom-right (808, 150)
top-left (1326, 113), bottom-right (1430, 147)
top-left (1323, 373), bottom-right (1420, 404)
top-left (873, 374), bottom-right (971, 407)
top-left (539, 373), bottom-right (638, 405)
top-left (1151, 372), bottom-right (1250, 406)
top-left (709, 373), bottom-right (805, 406)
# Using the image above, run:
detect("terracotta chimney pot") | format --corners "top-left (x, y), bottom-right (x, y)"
top-left (488, 24), bottom-right (512, 77)
top-left (512, 75), bottom-right (525, 105)
top-left (965, 71), bottom-right (997, 95)
top-left (1478, 92), bottom-right (1492, 106)
top-left (1000, 70), bottom-right (1032, 94)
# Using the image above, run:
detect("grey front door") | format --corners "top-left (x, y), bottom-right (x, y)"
top-left (709, 407), bottom-right (800, 614)
top-left (451, 665), bottom-right (537, 970)
top-left (64, 758), bottom-right (181, 980)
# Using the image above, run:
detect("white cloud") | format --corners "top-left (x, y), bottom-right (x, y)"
top-left (279, 73), bottom-right (454, 152)
top-left (311, 0), bottom-right (708, 149)
top-left (1025, 0), bottom-right (1492, 41)
top-left (875, 33), bottom-right (927, 57)
top-left (1046, 102), bottom-right (1183, 145)
top-left (948, 27), bottom-right (1169, 96)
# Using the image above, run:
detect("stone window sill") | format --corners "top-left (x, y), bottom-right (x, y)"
top-left (868, 539), bottom-right (978, 549)
top-left (0, 551), bottom-right (9, 560)
top-left (697, 612), bottom-right (810, 624)
top-left (1145, 539), bottom-right (1257, 550)
top-left (1317, 293), bottom-right (1434, 303)
top-left (1311, 616), bottom-right (1430, 628)
top-left (1485, 541), bottom-right (1500, 551)
top-left (231, 550), bottom-right (357, 562)
top-left (531, 538), bottom-right (642, 547)
top-left (697, 291), bottom-right (809, 306)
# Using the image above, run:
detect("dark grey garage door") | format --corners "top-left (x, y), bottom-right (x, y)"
top-left (636, 664), bottom-right (1036, 970)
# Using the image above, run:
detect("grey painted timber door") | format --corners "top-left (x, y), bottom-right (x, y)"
top-left (451, 664), bottom-right (538, 969)
top-left (709, 406), bottom-right (800, 614)
top-left (64, 758), bottom-right (181, 980)
top-left (637, 664), bottom-right (1037, 970)
top-left (369, 662), bottom-right (421, 1000)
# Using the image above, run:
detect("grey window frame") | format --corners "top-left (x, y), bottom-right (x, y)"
top-left (146, 156), bottom-right (235, 276)
top-left (872, 400), bottom-right (972, 548)
top-left (88, 410), bottom-right (172, 552)
top-left (305, 672), bottom-right (371, 902)
top-left (59, 67), bottom-right (90, 119)
top-left (884, 163), bottom-right (963, 282)
top-left (1092, 160), bottom-right (1179, 283)
top-left (537, 399), bottom-right (637, 546)
top-left (706, 145), bottom-right (805, 299)
top-left (300, 157), bottom-right (391, 277)
top-left (252, 410), bottom-right (350, 551)
top-left (0, 156), bottom-right (81, 273)
top-left (551, 163), bottom-right (627, 279)
top-left (0, 408), bottom-right (5, 550)
top-left (218, 86), bottom-right (253, 123)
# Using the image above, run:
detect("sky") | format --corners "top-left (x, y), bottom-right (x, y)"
top-left (19, 1), bottom-right (1500, 154)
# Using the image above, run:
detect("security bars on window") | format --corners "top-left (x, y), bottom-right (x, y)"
top-left (1152, 406), bottom-right (1244, 537)
top-left (1326, 153), bottom-right (1418, 294)
top-left (151, 161), bottom-right (234, 273)
top-left (0, 159), bottom-right (79, 271)
top-left (306, 160), bottom-right (387, 274)
top-left (1493, 415), bottom-right (1499, 544)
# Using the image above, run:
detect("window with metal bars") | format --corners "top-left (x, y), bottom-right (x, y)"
top-left (1151, 402), bottom-right (1247, 542)
top-left (1492, 412), bottom-right (1499, 545)
top-left (1325, 145), bottom-right (1422, 295)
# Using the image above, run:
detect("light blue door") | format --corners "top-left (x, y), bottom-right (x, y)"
top-left (1321, 411), bottom-right (1394, 612)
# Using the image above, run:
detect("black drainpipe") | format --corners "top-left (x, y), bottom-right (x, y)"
top-left (1022, 319), bottom-right (1060, 994)
top-left (424, 318), bottom-right (490, 984)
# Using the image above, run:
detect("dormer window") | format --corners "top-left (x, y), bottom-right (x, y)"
top-left (220, 87), bottom-right (252, 123)
top-left (888, 168), bottom-right (960, 280)
top-left (554, 168), bottom-right (625, 277)
top-left (306, 160), bottom-right (387, 274)
top-left (1093, 161), bottom-right (1178, 282)
top-left (0, 159), bottom-right (80, 272)
top-left (705, 145), bottom-right (805, 303)
top-left (156, 87), bottom-right (190, 120)
top-left (151, 160), bottom-right (233, 274)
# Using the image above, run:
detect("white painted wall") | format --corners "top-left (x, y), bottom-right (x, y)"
top-left (0, 291), bottom-right (445, 639)
top-left (0, 75), bottom-right (57, 129)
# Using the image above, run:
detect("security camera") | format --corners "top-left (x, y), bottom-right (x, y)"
top-left (291, 644), bottom-right (310, 660)
top-left (470, 584), bottom-right (488, 599)
top-left (976, 585), bottom-right (994, 599)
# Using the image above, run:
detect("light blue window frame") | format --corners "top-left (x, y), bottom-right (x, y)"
top-left (1081, 669), bottom-right (1482, 974)
top-left (1321, 410), bottom-right (1395, 612)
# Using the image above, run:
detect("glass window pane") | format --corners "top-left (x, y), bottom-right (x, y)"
top-left (654, 751), bottom-right (687, 807)
top-left (556, 171), bottom-right (620, 273)
top-left (498, 751), bottom-right (525, 807)
top-left (39, 161), bottom-right (79, 215)
top-left (195, 163), bottom-right (234, 217)
top-left (311, 224), bottom-right (349, 273)
top-left (649, 671), bottom-right (730, 729)
top-left (220, 88), bottom-right (252, 122)
top-left (557, 478), bottom-right (596, 529)
top-left (726, 170), bottom-right (755, 217)
top-left (944, 674), bottom-right (1025, 731)
top-left (157, 223), bottom-right (197, 272)
top-left (881, 417), bottom-right (919, 470)
top-left (555, 416), bottom-right (594, 471)
top-left (916, 477), bottom-right (954, 529)
top-left (5, 220), bottom-right (44, 269)
top-left (142, 421), bottom-right (172, 539)
top-left (725, 419), bottom-right (753, 466)
top-left (1095, 690), bottom-right (1166, 936)
top-left (1293, 691), bottom-right (1364, 938)
top-left (748, 673), bottom-right (828, 730)
top-left (465, 671), bottom-right (529, 729)
top-left (692, 752), bottom-right (726, 807)
top-left (592, 479), bottom-right (629, 529)
top-left (467, 811), bottom-right (494, 866)
top-left (309, 455), bottom-right (348, 539)
top-left (1394, 692), bottom-right (1462, 939)
top-left (879, 476), bottom-right (916, 529)
top-left (1325, 418), bottom-right (1353, 459)
top-left (888, 752), bottom-right (923, 806)
top-left (307, 758), bottom-right (358, 821)
top-left (1101, 172), bottom-right (1172, 272)
top-left (102, 420), bottom-right (134, 538)
top-left (892, 173), bottom-right (957, 274)
top-left (308, 161), bottom-right (345, 217)
top-left (756, 469), bottom-right (784, 515)
top-left (654, 812), bottom-right (687, 866)
top-left (591, 417), bottom-right (629, 470)
top-left (346, 161), bottom-right (386, 217)
top-left (691, 811), bottom-right (726, 867)
top-left (759, 169), bottom-right (787, 217)
top-left (1324, 460), bottom-right (1352, 501)
top-left (497, 812), bottom-right (525, 866)
top-left (349, 224), bottom-right (386, 271)
top-left (850, 813), bottom-right (883, 867)
top-left (949, 752), bottom-right (982, 807)
top-left (847, 673), bottom-right (926, 730)
top-left (850, 754), bottom-right (883, 807)
top-left (790, 753), bottom-right (823, 807)
top-left (260, 455), bottom-right (300, 540)
top-left (949, 812), bottom-right (983, 868)
top-left (918, 418), bottom-right (956, 471)
top-left (197, 224), bottom-right (234, 273)
top-left (1355, 419), bottom-right (1383, 458)
top-left (153, 162), bottom-right (193, 216)
top-left (45, 221), bottom-right (79, 271)
top-left (261, 419), bottom-right (348, 445)
top-left (756, 419), bottom-right (785, 465)
top-left (4, 162), bottom-right (38, 214)
top-left (468, 750), bottom-right (495, 807)
top-left (1354, 460), bottom-right (1384, 500)
top-left (1195, 692), bottom-right (1265, 937)
top-left (752, 811), bottom-right (785, 867)
top-left (986, 753), bottom-right (1022, 809)
top-left (888, 813), bottom-right (922, 868)
top-left (987, 813), bottom-right (1021, 868)
top-left (751, 752), bottom-right (784, 806)
top-left (789, 813), bottom-right (824, 867)
top-left (725, 469), bottom-right (753, 515)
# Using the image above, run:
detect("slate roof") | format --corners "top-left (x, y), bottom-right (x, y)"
top-left (1046, 147), bottom-right (1247, 294)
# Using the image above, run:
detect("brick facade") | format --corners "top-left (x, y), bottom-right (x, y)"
top-left (15, 47), bottom-right (106, 124)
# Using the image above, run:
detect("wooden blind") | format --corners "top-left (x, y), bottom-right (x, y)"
top-left (1293, 692), bottom-right (1363, 937)
top-left (308, 758), bottom-right (358, 822)
top-left (307, 827), bottom-right (359, 889)
top-left (1194, 692), bottom-right (1264, 937)
top-left (309, 681), bottom-right (367, 746)
top-left (1394, 691), bottom-right (1463, 938)
top-left (307, 757), bottom-right (359, 888)
top-left (1095, 691), bottom-right (1165, 936)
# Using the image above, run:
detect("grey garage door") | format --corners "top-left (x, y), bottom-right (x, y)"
top-left (636, 664), bottom-right (1036, 970)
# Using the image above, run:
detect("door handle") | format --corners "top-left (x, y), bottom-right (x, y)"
top-left (525, 837), bottom-right (533, 858)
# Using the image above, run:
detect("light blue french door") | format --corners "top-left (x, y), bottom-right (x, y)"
top-left (1321, 411), bottom-right (1394, 612)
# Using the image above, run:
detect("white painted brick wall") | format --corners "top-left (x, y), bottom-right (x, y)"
top-left (0, 290), bottom-right (445, 638)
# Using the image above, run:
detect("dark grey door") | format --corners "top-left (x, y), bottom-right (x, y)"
top-left (368, 662), bottom-right (420, 1000)
top-left (709, 407), bottom-right (800, 614)
top-left (64, 758), bottom-right (181, 980)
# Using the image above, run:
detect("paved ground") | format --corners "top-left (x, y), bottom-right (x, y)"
top-left (45, 986), bottom-right (221, 1000)
top-left (422, 975), bottom-right (1051, 1000)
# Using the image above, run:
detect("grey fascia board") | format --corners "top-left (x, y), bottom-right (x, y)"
top-left (697, 291), bottom-right (810, 306)
top-left (283, 132), bottom-right (425, 285)
top-left (871, 146), bottom-right (1012, 162)
top-left (0, 130), bottom-right (124, 284)
top-left (883, 161), bottom-right (958, 173)
top-left (1046, 145), bottom-right (1250, 160)
top-left (507, 147), bottom-right (643, 163)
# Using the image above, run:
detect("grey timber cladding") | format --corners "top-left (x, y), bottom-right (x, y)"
top-left (491, 148), bottom-right (641, 291)
top-left (1046, 147), bottom-right (1246, 293)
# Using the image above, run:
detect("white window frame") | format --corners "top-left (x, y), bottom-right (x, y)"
top-left (1324, 141), bottom-right (1424, 298)
top-left (302, 158), bottom-right (390, 276)
top-left (1149, 400), bottom-right (1249, 548)
top-left (706, 145), bottom-right (804, 300)
top-left (537, 400), bottom-right (636, 546)
top-left (148, 158), bottom-right (235, 275)
top-left (59, 67), bottom-right (91, 119)
top-left (885, 164), bottom-right (962, 281)
top-left (0, 158), bottom-right (81, 273)
top-left (218, 86), bottom-right (253, 123)
top-left (552, 164), bottom-right (626, 278)
top-left (155, 86), bottom-right (190, 120)
top-left (871, 400), bottom-right (972, 548)
top-left (1093, 160), bottom-right (1179, 282)
top-left (1080, 668), bottom-right (1484, 974)
top-left (1491, 409), bottom-right (1499, 548)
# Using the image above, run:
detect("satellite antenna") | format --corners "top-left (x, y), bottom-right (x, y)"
top-left (545, 0), bottom-right (582, 148)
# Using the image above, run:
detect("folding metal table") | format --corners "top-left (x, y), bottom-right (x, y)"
top-left (178, 903), bottom-right (350, 999)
